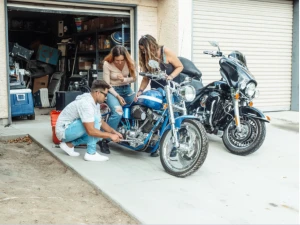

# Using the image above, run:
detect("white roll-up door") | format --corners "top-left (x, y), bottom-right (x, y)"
top-left (192, 0), bottom-right (293, 111)
top-left (7, 0), bottom-right (131, 16)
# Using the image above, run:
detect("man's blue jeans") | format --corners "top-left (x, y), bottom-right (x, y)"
top-left (62, 116), bottom-right (101, 155)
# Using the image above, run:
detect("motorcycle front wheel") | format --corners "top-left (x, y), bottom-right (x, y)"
top-left (159, 119), bottom-right (208, 178)
top-left (222, 117), bottom-right (266, 156)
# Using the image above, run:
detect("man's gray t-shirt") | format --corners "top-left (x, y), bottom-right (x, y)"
top-left (55, 93), bottom-right (102, 140)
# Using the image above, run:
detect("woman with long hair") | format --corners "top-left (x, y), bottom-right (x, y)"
top-left (136, 34), bottom-right (183, 97)
top-left (98, 45), bottom-right (136, 154)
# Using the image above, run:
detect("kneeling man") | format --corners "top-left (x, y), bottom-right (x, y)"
top-left (55, 80), bottom-right (122, 161)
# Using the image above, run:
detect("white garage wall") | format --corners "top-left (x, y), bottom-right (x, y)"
top-left (193, 0), bottom-right (293, 111)
top-left (178, 0), bottom-right (192, 59)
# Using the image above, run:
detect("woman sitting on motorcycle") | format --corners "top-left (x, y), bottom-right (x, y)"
top-left (98, 45), bottom-right (136, 154)
top-left (136, 34), bottom-right (183, 97)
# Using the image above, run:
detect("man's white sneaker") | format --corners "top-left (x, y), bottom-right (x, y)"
top-left (59, 142), bottom-right (80, 156)
top-left (84, 152), bottom-right (109, 162)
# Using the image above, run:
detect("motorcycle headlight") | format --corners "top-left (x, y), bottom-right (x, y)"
top-left (179, 85), bottom-right (196, 102)
top-left (254, 89), bottom-right (260, 98)
top-left (245, 82), bottom-right (256, 98)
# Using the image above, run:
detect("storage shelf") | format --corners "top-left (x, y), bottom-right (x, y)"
top-left (72, 47), bottom-right (130, 55)
top-left (9, 29), bottom-right (50, 34)
top-left (73, 24), bottom-right (130, 37)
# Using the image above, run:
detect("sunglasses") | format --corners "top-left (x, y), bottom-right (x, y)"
top-left (97, 91), bottom-right (107, 97)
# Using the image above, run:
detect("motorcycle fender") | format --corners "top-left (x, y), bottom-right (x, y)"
top-left (240, 106), bottom-right (270, 123)
top-left (162, 115), bottom-right (199, 133)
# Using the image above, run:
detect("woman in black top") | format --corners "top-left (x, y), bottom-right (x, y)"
top-left (136, 34), bottom-right (183, 96)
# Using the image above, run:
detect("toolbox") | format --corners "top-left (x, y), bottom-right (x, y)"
top-left (9, 42), bottom-right (34, 61)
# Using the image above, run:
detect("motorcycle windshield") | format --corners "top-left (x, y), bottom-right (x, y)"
top-left (219, 57), bottom-right (256, 88)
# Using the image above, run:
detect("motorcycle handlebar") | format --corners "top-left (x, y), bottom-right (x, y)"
top-left (139, 72), bottom-right (166, 80)
top-left (139, 72), bottom-right (147, 76)
top-left (203, 50), bottom-right (212, 55)
top-left (203, 50), bottom-right (223, 57)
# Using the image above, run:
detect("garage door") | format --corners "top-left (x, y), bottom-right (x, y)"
top-left (7, 0), bottom-right (135, 57)
top-left (192, 0), bottom-right (293, 112)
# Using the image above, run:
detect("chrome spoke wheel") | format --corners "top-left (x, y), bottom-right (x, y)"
top-left (160, 120), bottom-right (208, 177)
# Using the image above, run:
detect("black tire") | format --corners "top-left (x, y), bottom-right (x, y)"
top-left (27, 114), bottom-right (35, 120)
top-left (159, 119), bottom-right (209, 178)
top-left (222, 117), bottom-right (266, 156)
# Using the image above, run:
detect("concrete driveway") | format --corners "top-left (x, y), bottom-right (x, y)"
top-left (1, 110), bottom-right (298, 224)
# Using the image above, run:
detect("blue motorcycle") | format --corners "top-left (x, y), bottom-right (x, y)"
top-left (101, 60), bottom-right (209, 177)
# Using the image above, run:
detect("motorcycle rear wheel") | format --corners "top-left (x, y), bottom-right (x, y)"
top-left (159, 119), bottom-right (208, 177)
top-left (222, 117), bottom-right (266, 156)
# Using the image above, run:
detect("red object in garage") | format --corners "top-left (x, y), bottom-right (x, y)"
top-left (50, 110), bottom-right (61, 144)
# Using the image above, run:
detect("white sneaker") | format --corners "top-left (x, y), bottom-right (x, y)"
top-left (59, 142), bottom-right (80, 157)
top-left (84, 152), bottom-right (109, 162)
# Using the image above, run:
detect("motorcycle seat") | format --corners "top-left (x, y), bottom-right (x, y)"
top-left (178, 57), bottom-right (202, 80)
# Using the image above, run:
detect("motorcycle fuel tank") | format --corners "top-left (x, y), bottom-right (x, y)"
top-left (137, 90), bottom-right (163, 110)
top-left (206, 80), bottom-right (230, 93)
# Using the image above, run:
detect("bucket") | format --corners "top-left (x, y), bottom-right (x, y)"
top-left (50, 110), bottom-right (60, 127)
top-left (50, 110), bottom-right (61, 144)
top-left (52, 126), bottom-right (60, 144)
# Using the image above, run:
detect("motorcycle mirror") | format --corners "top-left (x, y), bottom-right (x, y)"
top-left (148, 60), bottom-right (160, 69)
top-left (209, 41), bottom-right (221, 52)
top-left (209, 41), bottom-right (219, 47)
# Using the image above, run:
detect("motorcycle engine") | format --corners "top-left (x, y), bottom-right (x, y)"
top-left (68, 76), bottom-right (90, 92)
top-left (131, 105), bottom-right (161, 133)
top-left (195, 92), bottom-right (225, 129)
top-left (118, 105), bottom-right (162, 148)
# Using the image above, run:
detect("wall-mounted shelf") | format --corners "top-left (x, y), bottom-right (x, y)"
top-left (72, 47), bottom-right (130, 55)
top-left (9, 29), bottom-right (50, 34)
top-left (72, 24), bottom-right (130, 37)
top-left (69, 23), bottom-right (130, 75)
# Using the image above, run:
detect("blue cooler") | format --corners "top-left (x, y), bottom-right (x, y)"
top-left (10, 89), bottom-right (35, 119)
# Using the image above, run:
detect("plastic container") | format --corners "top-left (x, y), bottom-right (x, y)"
top-left (50, 110), bottom-right (61, 144)
top-left (10, 89), bottom-right (34, 118)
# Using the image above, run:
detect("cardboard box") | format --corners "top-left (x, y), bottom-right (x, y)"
top-left (89, 18), bottom-right (99, 31)
top-left (33, 75), bottom-right (49, 94)
top-left (57, 43), bottom-right (66, 56)
top-left (79, 62), bottom-right (92, 70)
top-left (82, 20), bottom-right (89, 31)
top-left (102, 17), bottom-right (115, 28)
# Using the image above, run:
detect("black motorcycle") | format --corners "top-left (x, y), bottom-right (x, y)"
top-left (181, 41), bottom-right (270, 156)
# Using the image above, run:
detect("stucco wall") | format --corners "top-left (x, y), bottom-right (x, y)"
top-left (157, 0), bottom-right (179, 54)
top-left (0, 2), bottom-right (8, 120)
